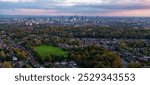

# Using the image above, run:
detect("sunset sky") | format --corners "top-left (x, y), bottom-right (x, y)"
top-left (0, 0), bottom-right (150, 16)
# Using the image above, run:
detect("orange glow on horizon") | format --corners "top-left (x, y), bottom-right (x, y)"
top-left (102, 9), bottom-right (150, 16)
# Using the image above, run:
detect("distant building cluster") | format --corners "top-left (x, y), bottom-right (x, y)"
top-left (0, 16), bottom-right (150, 28)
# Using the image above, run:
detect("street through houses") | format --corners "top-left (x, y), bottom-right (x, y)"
top-left (0, 34), bottom-right (40, 67)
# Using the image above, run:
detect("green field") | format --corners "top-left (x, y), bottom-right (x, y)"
top-left (34, 45), bottom-right (68, 57)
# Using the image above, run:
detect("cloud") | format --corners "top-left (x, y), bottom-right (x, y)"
top-left (54, 1), bottom-right (150, 14)
top-left (56, 0), bottom-right (111, 6)
top-left (103, 9), bottom-right (150, 16)
top-left (0, 0), bottom-right (34, 2)
top-left (0, 8), bottom-right (58, 15)
top-left (0, 0), bottom-right (150, 16)
top-left (64, 0), bottom-right (110, 5)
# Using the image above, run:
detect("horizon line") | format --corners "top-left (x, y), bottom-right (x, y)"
top-left (0, 14), bottom-right (150, 17)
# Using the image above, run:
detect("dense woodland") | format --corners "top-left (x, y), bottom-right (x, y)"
top-left (68, 45), bottom-right (122, 68)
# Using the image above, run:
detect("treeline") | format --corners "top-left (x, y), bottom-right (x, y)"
top-left (1, 25), bottom-right (150, 39)
top-left (64, 27), bottom-right (150, 39)
top-left (68, 45), bottom-right (122, 68)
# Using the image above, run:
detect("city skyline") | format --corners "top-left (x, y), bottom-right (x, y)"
top-left (0, 0), bottom-right (150, 16)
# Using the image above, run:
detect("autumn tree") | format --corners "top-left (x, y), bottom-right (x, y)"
top-left (2, 61), bottom-right (12, 68)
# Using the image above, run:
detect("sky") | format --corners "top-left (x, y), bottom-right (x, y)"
top-left (0, 0), bottom-right (150, 16)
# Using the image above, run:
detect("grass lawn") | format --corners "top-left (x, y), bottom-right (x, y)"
top-left (34, 45), bottom-right (68, 57)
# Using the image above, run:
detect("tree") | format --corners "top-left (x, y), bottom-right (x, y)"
top-left (45, 55), bottom-right (52, 62)
top-left (69, 45), bottom-right (123, 68)
top-left (118, 41), bottom-right (128, 50)
top-left (2, 61), bottom-right (12, 68)
top-left (0, 50), bottom-right (6, 57)
top-left (112, 56), bottom-right (122, 68)
top-left (128, 62), bottom-right (142, 68)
